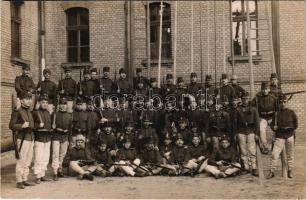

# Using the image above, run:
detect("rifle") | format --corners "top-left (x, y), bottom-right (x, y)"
top-left (115, 69), bottom-right (120, 93)
top-left (150, 163), bottom-right (176, 171)
top-left (52, 95), bottom-right (60, 130)
top-left (255, 96), bottom-right (264, 181)
top-left (79, 69), bottom-right (82, 96)
top-left (11, 94), bottom-right (20, 159)
top-left (220, 161), bottom-right (247, 172)
top-left (60, 71), bottom-right (64, 95)
top-left (282, 90), bottom-right (305, 101)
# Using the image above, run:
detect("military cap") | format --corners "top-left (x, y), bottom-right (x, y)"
top-left (76, 97), bottom-right (84, 104)
top-left (119, 68), bottom-right (126, 74)
top-left (19, 92), bottom-right (32, 100)
top-left (164, 132), bottom-right (172, 140)
top-left (221, 73), bottom-right (228, 80)
top-left (97, 139), bottom-right (107, 146)
top-left (39, 93), bottom-right (49, 102)
top-left (241, 91), bottom-right (249, 98)
top-left (22, 63), bottom-right (30, 70)
top-left (103, 66), bottom-right (110, 72)
top-left (83, 68), bottom-right (90, 74)
top-left (76, 134), bottom-right (85, 142)
top-left (150, 77), bottom-right (157, 83)
top-left (63, 67), bottom-right (71, 72)
top-left (43, 69), bottom-right (51, 75)
top-left (270, 73), bottom-right (278, 79)
top-left (59, 97), bottom-right (67, 104)
top-left (190, 72), bottom-right (197, 78)
top-left (192, 132), bottom-right (201, 139)
top-left (90, 67), bottom-right (97, 73)
top-left (205, 75), bottom-right (212, 81)
top-left (178, 117), bottom-right (188, 124)
top-left (220, 134), bottom-right (231, 142)
top-left (177, 77), bottom-right (184, 83)
top-left (166, 74), bottom-right (173, 80)
top-left (261, 82), bottom-right (269, 89)
top-left (231, 74), bottom-right (238, 80)
top-left (175, 133), bottom-right (184, 141)
top-left (136, 68), bottom-right (142, 73)
top-left (102, 121), bottom-right (112, 128)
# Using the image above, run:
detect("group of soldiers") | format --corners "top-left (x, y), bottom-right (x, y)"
top-left (10, 63), bottom-right (298, 189)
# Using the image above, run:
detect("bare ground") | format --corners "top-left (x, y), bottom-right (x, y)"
top-left (1, 136), bottom-right (305, 199)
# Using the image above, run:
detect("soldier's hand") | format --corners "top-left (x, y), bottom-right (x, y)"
top-left (22, 122), bottom-right (30, 129)
top-left (255, 135), bottom-right (259, 142)
top-left (39, 123), bottom-right (44, 128)
top-left (79, 91), bottom-right (83, 95)
top-left (64, 129), bottom-right (69, 133)
top-left (216, 161), bottom-right (223, 166)
top-left (97, 129), bottom-right (101, 134)
top-left (52, 124), bottom-right (56, 129)
top-left (60, 90), bottom-right (65, 94)
top-left (117, 89), bottom-right (120, 93)
top-left (273, 126), bottom-right (278, 131)
top-left (37, 88), bottom-right (41, 92)
top-left (154, 146), bottom-right (159, 151)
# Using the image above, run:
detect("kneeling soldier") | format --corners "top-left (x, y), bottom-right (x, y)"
top-left (187, 133), bottom-right (208, 174)
top-left (33, 94), bottom-right (53, 183)
top-left (52, 97), bottom-right (72, 180)
top-left (63, 134), bottom-right (95, 181)
top-left (92, 140), bottom-right (113, 177)
top-left (267, 95), bottom-right (298, 179)
top-left (205, 135), bottom-right (241, 178)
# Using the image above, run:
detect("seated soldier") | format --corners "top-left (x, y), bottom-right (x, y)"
top-left (165, 134), bottom-right (193, 176)
top-left (159, 133), bottom-right (174, 165)
top-left (91, 140), bottom-right (113, 177)
top-left (139, 137), bottom-right (163, 176)
top-left (98, 122), bottom-right (117, 157)
top-left (177, 117), bottom-right (193, 145)
top-left (137, 116), bottom-right (159, 151)
top-left (204, 135), bottom-right (241, 179)
top-left (117, 120), bottom-right (138, 149)
top-left (187, 133), bottom-right (208, 174)
top-left (114, 138), bottom-right (146, 177)
top-left (63, 134), bottom-right (95, 181)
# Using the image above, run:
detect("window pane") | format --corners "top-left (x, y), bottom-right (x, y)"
top-left (150, 43), bottom-right (158, 59)
top-left (232, 21), bottom-right (243, 55)
top-left (150, 25), bottom-right (158, 43)
top-left (80, 29), bottom-right (89, 45)
top-left (79, 9), bottom-right (89, 25)
top-left (232, 0), bottom-right (242, 18)
top-left (68, 30), bottom-right (78, 46)
top-left (11, 22), bottom-right (21, 57)
top-left (243, 0), bottom-right (257, 17)
top-left (150, 4), bottom-right (159, 21)
top-left (162, 26), bottom-right (171, 42)
top-left (163, 4), bottom-right (171, 21)
top-left (162, 44), bottom-right (171, 59)
top-left (80, 47), bottom-right (89, 62)
top-left (68, 47), bottom-right (78, 62)
top-left (67, 11), bottom-right (78, 26)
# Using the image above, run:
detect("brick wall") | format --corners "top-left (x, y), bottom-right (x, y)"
top-left (1, 1), bottom-right (40, 150)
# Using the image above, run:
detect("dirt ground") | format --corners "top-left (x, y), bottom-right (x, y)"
top-left (1, 136), bottom-right (305, 199)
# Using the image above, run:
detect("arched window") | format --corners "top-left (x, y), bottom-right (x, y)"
top-left (66, 7), bottom-right (89, 63)
top-left (150, 2), bottom-right (172, 60)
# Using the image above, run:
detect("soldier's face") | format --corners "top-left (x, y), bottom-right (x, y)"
top-left (221, 140), bottom-right (230, 149)
top-left (104, 127), bottom-right (112, 133)
top-left (120, 73), bottom-right (126, 79)
top-left (242, 97), bottom-right (249, 105)
top-left (271, 78), bottom-right (278, 86)
top-left (206, 80), bottom-right (212, 86)
top-left (144, 122), bottom-right (150, 128)
top-left (59, 104), bottom-right (67, 111)
top-left (76, 103), bottom-right (83, 110)
top-left (138, 83), bottom-right (144, 89)
top-left (137, 72), bottom-right (142, 77)
top-left (207, 99), bottom-right (214, 107)
top-left (178, 82), bottom-right (184, 87)
top-left (44, 73), bottom-right (50, 80)
top-left (87, 104), bottom-right (94, 111)
top-left (65, 71), bottom-right (72, 78)
top-left (76, 140), bottom-right (84, 149)
top-left (91, 72), bottom-right (97, 79)
top-left (231, 79), bottom-right (237, 85)
top-left (192, 137), bottom-right (200, 146)
top-left (21, 98), bottom-right (32, 108)
top-left (176, 139), bottom-right (184, 146)
top-left (23, 69), bottom-right (30, 76)
top-left (146, 143), bottom-right (154, 150)
top-left (84, 73), bottom-right (90, 80)
top-left (179, 122), bottom-right (187, 129)
top-left (151, 82), bottom-right (157, 87)
top-left (280, 101), bottom-right (287, 109)
top-left (104, 72), bottom-right (109, 77)
top-left (123, 142), bottom-right (131, 149)
top-left (262, 88), bottom-right (270, 95)
top-left (164, 138), bottom-right (172, 145)
top-left (126, 127), bottom-right (133, 132)
top-left (105, 99), bottom-right (112, 107)
top-left (40, 100), bottom-right (49, 110)
top-left (222, 78), bottom-right (229, 85)
top-left (190, 101), bottom-right (197, 109)
top-left (99, 144), bottom-right (107, 151)
top-left (191, 77), bottom-right (197, 82)
top-left (167, 78), bottom-right (172, 83)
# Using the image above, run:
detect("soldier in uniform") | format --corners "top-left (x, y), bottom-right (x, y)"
top-left (267, 95), bottom-right (298, 179)
top-left (219, 73), bottom-right (236, 103)
top-left (252, 82), bottom-right (278, 154)
top-left (176, 77), bottom-right (188, 109)
top-left (90, 67), bottom-right (98, 82)
top-left (32, 94), bottom-right (53, 183)
top-left (133, 68), bottom-right (150, 90)
top-left (204, 135), bottom-right (241, 178)
top-left (63, 134), bottom-right (95, 181)
top-left (36, 68), bottom-right (57, 113)
top-left (86, 101), bottom-right (101, 153)
top-left (161, 74), bottom-right (176, 97)
top-left (9, 93), bottom-right (36, 189)
top-left (160, 133), bottom-right (174, 164)
top-left (236, 92), bottom-right (259, 176)
top-left (269, 73), bottom-right (282, 99)
top-left (51, 97), bottom-right (72, 180)
top-left (91, 139), bottom-right (113, 177)
top-left (100, 66), bottom-right (113, 96)
top-left (98, 122), bottom-right (117, 156)
top-left (58, 67), bottom-right (77, 113)
top-left (15, 64), bottom-right (36, 110)
top-left (204, 75), bottom-right (216, 97)
top-left (230, 74), bottom-right (245, 99)
top-left (134, 77), bottom-right (147, 96)
top-left (71, 97), bottom-right (89, 148)
top-left (117, 121), bottom-right (138, 149)
top-left (78, 68), bottom-right (98, 106)
top-left (100, 98), bottom-right (120, 127)
top-left (114, 68), bottom-right (132, 96)
top-left (160, 102), bottom-right (178, 141)
top-left (176, 117), bottom-right (193, 145)
top-left (187, 72), bottom-right (203, 100)
top-left (137, 116), bottom-right (159, 151)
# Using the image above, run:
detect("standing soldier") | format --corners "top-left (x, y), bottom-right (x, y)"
top-left (267, 95), bottom-right (298, 179)
top-left (32, 94), bottom-right (52, 183)
top-left (78, 68), bottom-right (98, 106)
top-left (58, 67), bottom-right (77, 113)
top-left (149, 77), bottom-right (162, 97)
top-left (36, 68), bottom-right (57, 114)
top-left (230, 74), bottom-right (245, 99)
top-left (187, 72), bottom-right (203, 100)
top-left (176, 77), bottom-right (188, 109)
top-left (51, 97), bottom-right (72, 180)
top-left (114, 68), bottom-right (132, 96)
top-left (133, 68), bottom-right (150, 90)
top-left (219, 73), bottom-right (236, 103)
top-left (236, 92), bottom-right (259, 176)
top-left (252, 82), bottom-right (278, 154)
top-left (100, 66), bottom-right (113, 97)
top-left (15, 64), bottom-right (35, 110)
top-left (204, 75), bottom-right (216, 97)
top-left (134, 78), bottom-right (147, 96)
top-left (161, 74), bottom-right (176, 97)
top-left (176, 117), bottom-right (192, 145)
top-left (90, 67), bottom-right (99, 82)
top-left (9, 93), bottom-right (36, 189)
top-left (269, 73), bottom-right (282, 99)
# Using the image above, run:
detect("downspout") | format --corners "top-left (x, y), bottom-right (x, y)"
top-left (271, 1), bottom-right (281, 85)
top-left (38, 1), bottom-right (46, 81)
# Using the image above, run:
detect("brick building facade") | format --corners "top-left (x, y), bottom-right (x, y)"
top-left (1, 1), bottom-right (305, 151)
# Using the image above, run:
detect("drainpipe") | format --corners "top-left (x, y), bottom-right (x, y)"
top-left (38, 1), bottom-right (46, 81)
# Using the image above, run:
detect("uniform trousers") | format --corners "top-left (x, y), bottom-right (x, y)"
top-left (16, 139), bottom-right (34, 182)
top-left (51, 140), bottom-right (69, 174)
top-left (33, 141), bottom-right (51, 178)
top-left (259, 118), bottom-right (273, 149)
top-left (270, 136), bottom-right (294, 171)
top-left (238, 133), bottom-right (256, 170)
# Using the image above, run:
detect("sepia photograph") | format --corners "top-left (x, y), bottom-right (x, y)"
top-left (0, 0), bottom-right (305, 199)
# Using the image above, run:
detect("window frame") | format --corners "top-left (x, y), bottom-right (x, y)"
top-left (65, 7), bottom-right (90, 63)
top-left (11, 1), bottom-right (22, 59)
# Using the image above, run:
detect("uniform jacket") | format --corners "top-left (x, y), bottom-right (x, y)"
top-left (188, 144), bottom-right (207, 159)
top-left (53, 111), bottom-right (72, 142)
top-left (169, 146), bottom-right (190, 164)
top-left (161, 83), bottom-right (176, 97)
top-left (187, 82), bottom-right (203, 97)
top-left (219, 85), bottom-right (236, 103)
top-left (140, 149), bottom-right (163, 164)
top-left (116, 148), bottom-right (138, 161)
top-left (58, 77), bottom-right (77, 101)
top-left (72, 110), bottom-right (88, 135)
top-left (205, 110), bottom-right (231, 137)
top-left (36, 79), bottom-right (57, 104)
top-left (15, 75), bottom-right (35, 98)
top-left (33, 108), bottom-right (52, 142)
top-left (99, 132), bottom-right (117, 151)
top-left (209, 146), bottom-right (237, 165)
top-left (114, 78), bottom-right (132, 95)
top-left (236, 105), bottom-right (259, 134)
top-left (78, 79), bottom-right (98, 99)
top-left (252, 92), bottom-right (278, 119)
top-left (100, 77), bottom-right (113, 94)
top-left (271, 108), bottom-right (298, 139)
top-left (231, 84), bottom-right (245, 98)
